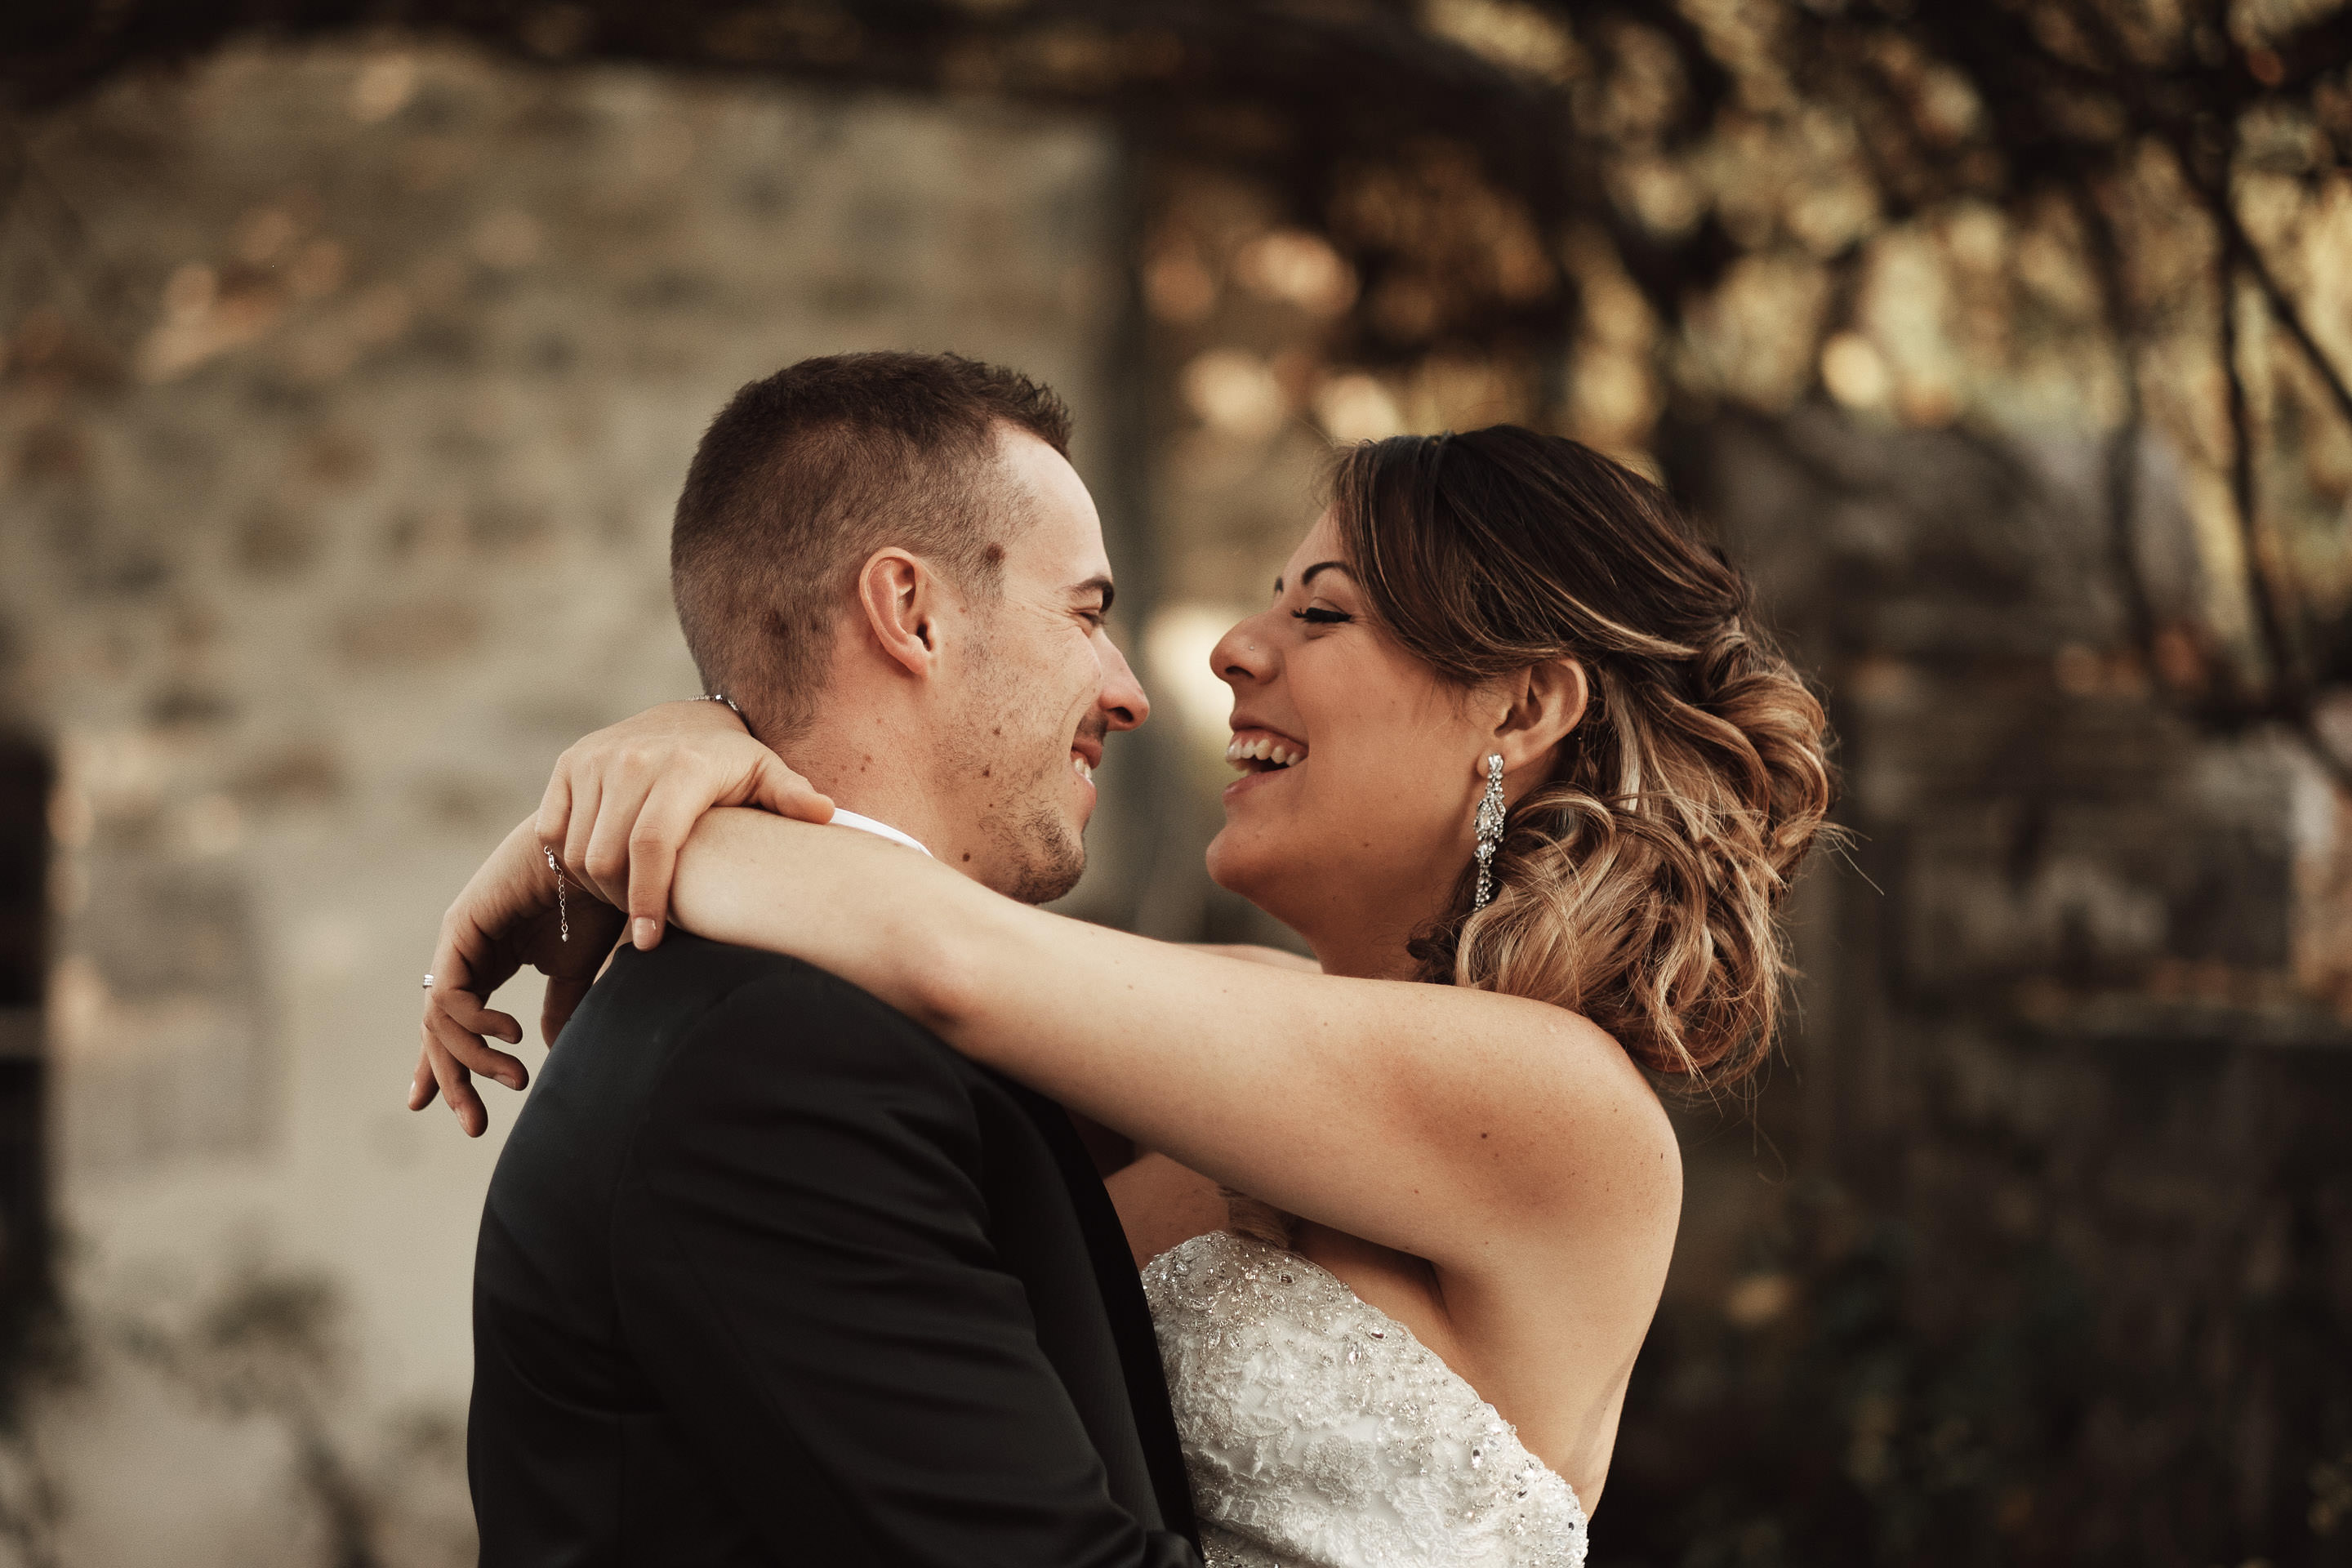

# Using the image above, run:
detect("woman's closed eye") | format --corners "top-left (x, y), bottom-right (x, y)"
top-left (1292, 607), bottom-right (1352, 626)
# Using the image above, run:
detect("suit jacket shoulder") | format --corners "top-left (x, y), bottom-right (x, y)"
top-left (473, 933), bottom-right (1201, 1568)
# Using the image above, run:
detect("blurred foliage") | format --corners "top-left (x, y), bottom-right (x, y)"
top-left (107, 1259), bottom-right (474, 1566)
top-left (116, 1263), bottom-right (381, 1567)
top-left (1601, 1035), bottom-right (2352, 1568)
top-left (1606, 1195), bottom-right (2351, 1567)
top-left (7, 0), bottom-right (2350, 750)
top-left (1606, 1198), bottom-right (2103, 1568)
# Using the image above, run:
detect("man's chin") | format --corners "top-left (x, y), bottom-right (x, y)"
top-left (1012, 855), bottom-right (1085, 906)
top-left (1003, 811), bottom-right (1087, 906)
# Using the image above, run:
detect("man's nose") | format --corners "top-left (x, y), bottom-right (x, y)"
top-left (1098, 631), bottom-right (1150, 731)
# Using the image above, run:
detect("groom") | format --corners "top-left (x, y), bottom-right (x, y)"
top-left (458, 354), bottom-right (1201, 1565)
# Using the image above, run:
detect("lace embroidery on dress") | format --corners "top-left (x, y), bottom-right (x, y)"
top-left (1143, 1230), bottom-right (1589, 1568)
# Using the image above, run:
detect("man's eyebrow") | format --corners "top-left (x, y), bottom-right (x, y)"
top-left (1071, 574), bottom-right (1115, 615)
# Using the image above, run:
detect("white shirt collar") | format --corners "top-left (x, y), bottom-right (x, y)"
top-left (826, 807), bottom-right (933, 858)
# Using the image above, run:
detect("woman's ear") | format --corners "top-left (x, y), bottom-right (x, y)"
top-left (1486, 657), bottom-right (1589, 777)
top-left (856, 549), bottom-right (939, 677)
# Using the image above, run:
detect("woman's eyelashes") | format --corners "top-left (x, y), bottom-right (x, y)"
top-left (1291, 607), bottom-right (1352, 626)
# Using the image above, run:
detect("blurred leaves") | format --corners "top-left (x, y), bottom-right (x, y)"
top-left (1602, 1131), bottom-right (2352, 1567)
top-left (114, 1261), bottom-right (383, 1568)
top-left (5, 2), bottom-right (2335, 370)
top-left (15, 0), bottom-right (2345, 743)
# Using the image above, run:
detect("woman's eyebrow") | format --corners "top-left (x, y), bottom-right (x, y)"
top-left (1274, 560), bottom-right (1353, 594)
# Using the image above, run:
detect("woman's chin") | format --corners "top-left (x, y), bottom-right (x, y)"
top-left (1203, 826), bottom-right (1240, 891)
top-left (1203, 826), bottom-right (1288, 911)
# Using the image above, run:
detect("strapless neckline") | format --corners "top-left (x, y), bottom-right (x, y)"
top-left (1143, 1229), bottom-right (1588, 1566)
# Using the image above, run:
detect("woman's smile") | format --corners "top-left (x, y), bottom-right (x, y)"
top-left (1225, 726), bottom-right (1308, 770)
top-left (1223, 724), bottom-right (1308, 801)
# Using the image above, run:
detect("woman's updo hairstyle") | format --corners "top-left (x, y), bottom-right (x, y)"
top-left (1332, 425), bottom-right (1834, 1093)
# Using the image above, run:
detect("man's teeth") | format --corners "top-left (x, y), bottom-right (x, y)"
top-left (1224, 736), bottom-right (1304, 768)
top-left (1072, 755), bottom-right (1094, 782)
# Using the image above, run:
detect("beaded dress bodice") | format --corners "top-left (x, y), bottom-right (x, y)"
top-left (1141, 1231), bottom-right (1588, 1568)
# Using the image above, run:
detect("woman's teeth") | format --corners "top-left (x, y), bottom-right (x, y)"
top-left (1224, 736), bottom-right (1305, 769)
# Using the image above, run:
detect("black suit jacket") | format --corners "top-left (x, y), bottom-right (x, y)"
top-left (469, 933), bottom-right (1201, 1567)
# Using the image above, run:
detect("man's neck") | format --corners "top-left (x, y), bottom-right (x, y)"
top-left (783, 710), bottom-right (973, 882)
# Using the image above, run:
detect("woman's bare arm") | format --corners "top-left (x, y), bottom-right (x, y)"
top-left (409, 701), bottom-right (1322, 1134)
top-left (1188, 943), bottom-right (1321, 973)
top-left (670, 809), bottom-right (1677, 1273)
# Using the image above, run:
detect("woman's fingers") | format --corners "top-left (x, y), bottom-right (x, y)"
top-left (621, 775), bottom-right (715, 948)
top-left (429, 909), bottom-right (526, 1047)
top-left (409, 1042), bottom-right (441, 1111)
top-left (534, 707), bottom-right (831, 942)
top-left (749, 751), bottom-right (835, 826)
top-left (532, 762), bottom-right (575, 862)
top-left (420, 1018), bottom-right (486, 1136)
top-left (425, 899), bottom-right (528, 1093)
top-left (560, 770), bottom-right (605, 898)
top-left (426, 991), bottom-right (528, 1091)
top-left (581, 764), bottom-right (658, 909)
top-left (436, 982), bottom-right (525, 1051)
top-left (412, 814), bottom-right (591, 1134)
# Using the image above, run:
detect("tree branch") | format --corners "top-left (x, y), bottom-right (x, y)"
top-left (2051, 0), bottom-right (2352, 437)
top-left (2218, 198), bottom-right (2352, 435)
top-left (2218, 246), bottom-right (2305, 706)
top-left (2074, 169), bottom-right (2352, 791)
top-left (2070, 182), bottom-right (2158, 656)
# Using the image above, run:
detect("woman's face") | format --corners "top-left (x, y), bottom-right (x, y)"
top-left (1205, 511), bottom-right (1503, 972)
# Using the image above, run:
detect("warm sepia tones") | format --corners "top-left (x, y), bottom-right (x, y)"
top-left (2, 2), bottom-right (2349, 1566)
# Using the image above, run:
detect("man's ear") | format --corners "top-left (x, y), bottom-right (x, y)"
top-left (1485, 657), bottom-right (1589, 780)
top-left (856, 549), bottom-right (941, 678)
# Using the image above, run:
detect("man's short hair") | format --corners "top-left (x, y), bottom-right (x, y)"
top-left (670, 351), bottom-right (1074, 737)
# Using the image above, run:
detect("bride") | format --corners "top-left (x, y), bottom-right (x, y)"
top-left (416, 425), bottom-right (1833, 1566)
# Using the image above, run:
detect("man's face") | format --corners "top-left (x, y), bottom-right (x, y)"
top-left (942, 429), bottom-right (1148, 903)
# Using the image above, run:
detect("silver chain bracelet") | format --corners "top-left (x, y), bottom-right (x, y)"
top-left (542, 845), bottom-right (570, 942)
top-left (699, 692), bottom-right (743, 719)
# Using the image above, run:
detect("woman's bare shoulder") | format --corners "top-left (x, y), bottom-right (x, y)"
top-left (1468, 999), bottom-right (1684, 1241)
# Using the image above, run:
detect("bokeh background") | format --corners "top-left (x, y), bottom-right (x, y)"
top-left (2, 2), bottom-right (2350, 1564)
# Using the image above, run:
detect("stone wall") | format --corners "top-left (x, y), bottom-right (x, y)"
top-left (0, 42), bottom-right (1129, 1565)
top-left (1592, 408), bottom-right (2352, 1568)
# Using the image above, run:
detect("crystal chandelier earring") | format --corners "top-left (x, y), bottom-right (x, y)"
top-left (1472, 754), bottom-right (1506, 911)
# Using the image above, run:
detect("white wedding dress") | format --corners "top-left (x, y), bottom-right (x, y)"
top-left (1142, 1230), bottom-right (1590, 1567)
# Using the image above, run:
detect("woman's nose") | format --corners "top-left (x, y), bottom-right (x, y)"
top-left (1211, 612), bottom-right (1277, 688)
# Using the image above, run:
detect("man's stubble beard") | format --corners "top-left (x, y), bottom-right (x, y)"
top-left (1000, 797), bottom-right (1086, 906)
top-left (952, 633), bottom-right (1089, 906)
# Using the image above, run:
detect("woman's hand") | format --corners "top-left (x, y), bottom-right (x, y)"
top-left (410, 816), bottom-right (624, 1135)
top-left (539, 698), bottom-right (833, 951)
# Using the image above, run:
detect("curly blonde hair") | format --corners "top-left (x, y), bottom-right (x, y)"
top-left (1339, 426), bottom-right (1834, 1093)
